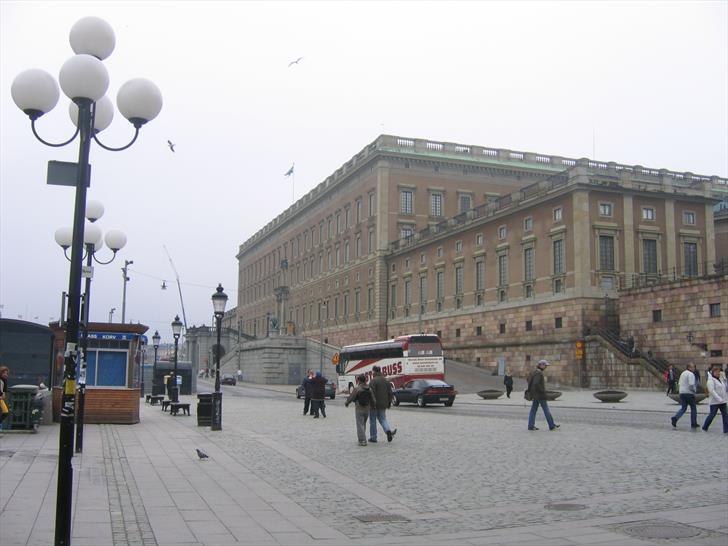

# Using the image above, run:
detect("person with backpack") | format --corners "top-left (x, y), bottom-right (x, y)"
top-left (345, 374), bottom-right (376, 446)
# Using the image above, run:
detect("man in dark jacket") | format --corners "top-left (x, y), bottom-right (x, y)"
top-left (368, 366), bottom-right (397, 443)
top-left (526, 359), bottom-right (559, 431)
top-left (301, 370), bottom-right (314, 415)
top-left (309, 371), bottom-right (328, 418)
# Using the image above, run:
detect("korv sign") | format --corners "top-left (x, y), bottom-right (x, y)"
top-left (87, 332), bottom-right (140, 341)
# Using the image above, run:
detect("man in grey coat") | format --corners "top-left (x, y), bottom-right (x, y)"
top-left (368, 365), bottom-right (397, 443)
top-left (526, 359), bottom-right (560, 431)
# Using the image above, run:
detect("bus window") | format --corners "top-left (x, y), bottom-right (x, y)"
top-left (408, 343), bottom-right (442, 357)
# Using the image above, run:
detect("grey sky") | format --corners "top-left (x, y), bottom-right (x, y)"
top-left (1, 1), bottom-right (726, 343)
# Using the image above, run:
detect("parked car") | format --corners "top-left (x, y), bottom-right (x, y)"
top-left (221, 374), bottom-right (236, 386)
top-left (392, 379), bottom-right (456, 407)
top-left (295, 381), bottom-right (336, 399)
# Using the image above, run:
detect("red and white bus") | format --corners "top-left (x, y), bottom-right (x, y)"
top-left (335, 334), bottom-right (444, 393)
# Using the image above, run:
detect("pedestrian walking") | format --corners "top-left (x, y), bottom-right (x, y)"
top-left (665, 364), bottom-right (677, 396)
top-left (503, 368), bottom-right (514, 399)
top-left (671, 363), bottom-right (700, 429)
top-left (236, 368), bottom-right (243, 383)
top-left (702, 364), bottom-right (728, 433)
top-left (345, 374), bottom-right (376, 446)
top-left (309, 370), bottom-right (328, 418)
top-left (301, 370), bottom-right (314, 415)
top-left (525, 359), bottom-right (559, 431)
top-left (368, 365), bottom-right (396, 443)
top-left (0, 366), bottom-right (10, 429)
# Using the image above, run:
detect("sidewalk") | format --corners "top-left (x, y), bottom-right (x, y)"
top-left (1, 386), bottom-right (726, 546)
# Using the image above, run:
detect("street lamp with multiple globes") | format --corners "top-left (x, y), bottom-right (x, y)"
top-left (152, 330), bottom-right (161, 395)
top-left (54, 199), bottom-right (127, 454)
top-left (11, 16), bottom-right (162, 546)
top-left (171, 315), bottom-right (183, 402)
top-left (211, 284), bottom-right (228, 431)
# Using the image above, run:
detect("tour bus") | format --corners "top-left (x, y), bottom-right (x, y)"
top-left (335, 334), bottom-right (444, 393)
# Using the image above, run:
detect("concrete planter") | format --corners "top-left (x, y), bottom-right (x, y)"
top-left (668, 393), bottom-right (707, 404)
top-left (593, 390), bottom-right (628, 403)
top-left (477, 389), bottom-right (504, 400)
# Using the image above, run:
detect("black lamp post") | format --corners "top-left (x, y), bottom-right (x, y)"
top-left (11, 16), bottom-right (161, 546)
top-left (171, 316), bottom-right (183, 402)
top-left (211, 284), bottom-right (228, 431)
top-left (152, 330), bottom-right (161, 395)
top-left (55, 200), bottom-right (127, 454)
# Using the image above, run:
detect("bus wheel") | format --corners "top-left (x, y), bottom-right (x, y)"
top-left (417, 395), bottom-right (426, 407)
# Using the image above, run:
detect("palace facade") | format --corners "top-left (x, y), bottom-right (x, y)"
top-left (236, 135), bottom-right (726, 385)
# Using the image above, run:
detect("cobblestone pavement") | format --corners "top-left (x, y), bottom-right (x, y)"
top-left (1, 384), bottom-right (726, 546)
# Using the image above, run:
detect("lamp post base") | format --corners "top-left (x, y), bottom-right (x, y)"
top-left (211, 391), bottom-right (222, 431)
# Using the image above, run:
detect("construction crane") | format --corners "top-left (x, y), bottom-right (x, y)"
top-left (163, 245), bottom-right (188, 330)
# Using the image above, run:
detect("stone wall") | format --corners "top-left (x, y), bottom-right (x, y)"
top-left (618, 275), bottom-right (727, 370)
top-left (583, 336), bottom-right (663, 390)
top-left (236, 335), bottom-right (308, 385)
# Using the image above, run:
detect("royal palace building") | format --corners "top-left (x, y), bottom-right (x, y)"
top-left (236, 135), bottom-right (727, 386)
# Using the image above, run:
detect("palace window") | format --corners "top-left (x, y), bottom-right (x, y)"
top-left (642, 207), bottom-right (655, 221)
top-left (400, 190), bottom-right (413, 214)
top-left (430, 193), bottom-right (443, 217)
top-left (642, 239), bottom-right (658, 274)
top-left (599, 235), bottom-right (615, 271)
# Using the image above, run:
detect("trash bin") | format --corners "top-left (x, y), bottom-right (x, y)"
top-left (197, 393), bottom-right (212, 426)
top-left (8, 385), bottom-right (39, 430)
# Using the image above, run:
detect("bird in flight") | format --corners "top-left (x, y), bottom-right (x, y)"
top-left (288, 57), bottom-right (303, 67)
top-left (196, 448), bottom-right (209, 460)
top-left (167, 140), bottom-right (176, 152)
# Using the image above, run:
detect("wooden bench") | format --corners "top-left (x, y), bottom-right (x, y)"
top-left (161, 399), bottom-right (172, 411)
top-left (149, 395), bottom-right (164, 406)
top-left (170, 402), bottom-right (190, 416)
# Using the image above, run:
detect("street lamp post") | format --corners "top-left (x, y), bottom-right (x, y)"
top-left (121, 259), bottom-right (133, 323)
top-left (319, 301), bottom-right (327, 374)
top-left (55, 200), bottom-right (127, 454)
top-left (11, 16), bottom-right (161, 546)
top-left (152, 330), bottom-right (160, 395)
top-left (211, 284), bottom-right (228, 431)
top-left (171, 316), bottom-right (183, 402)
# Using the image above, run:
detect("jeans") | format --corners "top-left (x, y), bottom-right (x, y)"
top-left (667, 381), bottom-right (677, 395)
top-left (368, 408), bottom-right (391, 440)
top-left (673, 393), bottom-right (697, 426)
top-left (355, 408), bottom-right (369, 442)
top-left (702, 403), bottom-right (728, 433)
top-left (528, 399), bottom-right (555, 430)
top-left (303, 396), bottom-right (311, 414)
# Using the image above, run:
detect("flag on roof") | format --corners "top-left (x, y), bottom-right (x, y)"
top-left (284, 164), bottom-right (294, 177)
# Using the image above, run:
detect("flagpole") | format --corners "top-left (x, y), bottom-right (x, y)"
top-left (292, 169), bottom-right (295, 205)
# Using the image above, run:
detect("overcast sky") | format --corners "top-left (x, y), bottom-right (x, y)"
top-left (1, 1), bottom-right (726, 343)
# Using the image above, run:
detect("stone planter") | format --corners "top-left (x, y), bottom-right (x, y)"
top-left (545, 390), bottom-right (562, 401)
top-left (593, 390), bottom-right (628, 403)
top-left (477, 389), bottom-right (504, 400)
top-left (668, 393), bottom-right (707, 404)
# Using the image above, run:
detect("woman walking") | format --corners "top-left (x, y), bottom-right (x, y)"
top-left (702, 364), bottom-right (728, 433)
